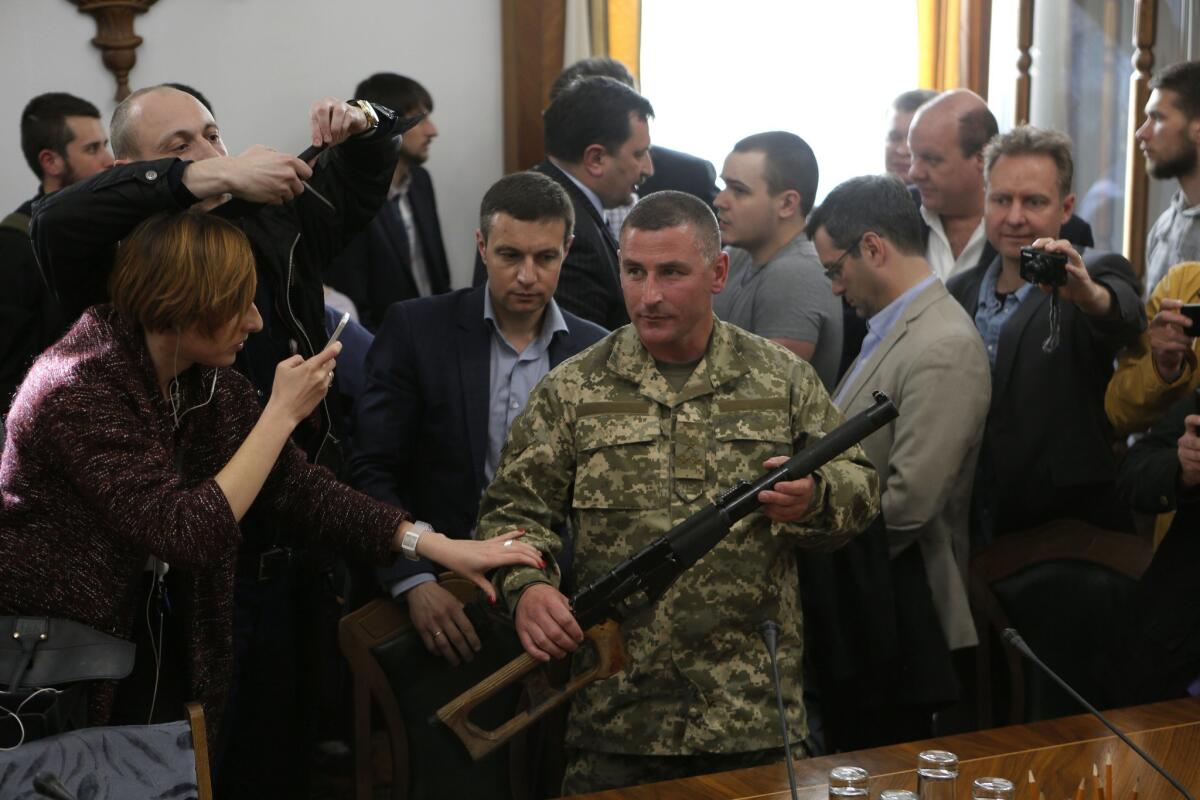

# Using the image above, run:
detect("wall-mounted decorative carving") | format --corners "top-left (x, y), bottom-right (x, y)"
top-left (68, 0), bottom-right (160, 101)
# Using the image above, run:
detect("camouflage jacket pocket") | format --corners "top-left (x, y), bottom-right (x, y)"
top-left (711, 408), bottom-right (793, 479)
top-left (573, 414), bottom-right (663, 509)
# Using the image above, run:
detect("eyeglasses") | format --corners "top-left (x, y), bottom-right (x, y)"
top-left (824, 235), bottom-right (865, 281)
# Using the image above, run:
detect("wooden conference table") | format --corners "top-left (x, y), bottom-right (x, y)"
top-left (564, 698), bottom-right (1200, 800)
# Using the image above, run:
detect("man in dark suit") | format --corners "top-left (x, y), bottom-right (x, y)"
top-left (470, 76), bottom-right (655, 330)
top-left (548, 58), bottom-right (718, 209)
top-left (350, 171), bottom-right (606, 663)
top-left (519, 77), bottom-right (654, 329)
top-left (325, 73), bottom-right (449, 331)
top-left (947, 126), bottom-right (1144, 543)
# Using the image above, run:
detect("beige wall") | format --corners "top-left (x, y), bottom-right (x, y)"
top-left (0, 0), bottom-right (504, 288)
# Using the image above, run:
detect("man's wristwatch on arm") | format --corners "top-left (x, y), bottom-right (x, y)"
top-left (350, 99), bottom-right (380, 131)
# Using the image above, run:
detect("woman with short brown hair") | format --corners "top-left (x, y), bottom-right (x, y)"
top-left (0, 211), bottom-right (538, 735)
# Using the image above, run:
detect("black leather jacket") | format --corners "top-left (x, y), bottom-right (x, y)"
top-left (31, 106), bottom-right (402, 463)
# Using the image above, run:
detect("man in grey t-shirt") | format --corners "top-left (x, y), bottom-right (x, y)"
top-left (713, 131), bottom-right (842, 389)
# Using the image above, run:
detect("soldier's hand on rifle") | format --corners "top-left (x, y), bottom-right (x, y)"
top-left (407, 581), bottom-right (480, 666)
top-left (756, 455), bottom-right (816, 523)
top-left (514, 582), bottom-right (584, 662)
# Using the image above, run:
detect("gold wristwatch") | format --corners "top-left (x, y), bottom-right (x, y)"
top-left (352, 99), bottom-right (380, 131)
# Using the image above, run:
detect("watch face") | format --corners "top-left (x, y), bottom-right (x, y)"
top-left (402, 529), bottom-right (422, 559)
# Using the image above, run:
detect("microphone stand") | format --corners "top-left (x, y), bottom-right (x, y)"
top-left (1002, 628), bottom-right (1194, 800)
top-left (759, 620), bottom-right (800, 800)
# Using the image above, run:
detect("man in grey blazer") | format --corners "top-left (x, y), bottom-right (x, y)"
top-left (807, 174), bottom-right (991, 737)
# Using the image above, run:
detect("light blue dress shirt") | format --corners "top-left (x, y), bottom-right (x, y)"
top-left (483, 287), bottom-right (569, 482)
top-left (973, 261), bottom-right (1035, 369)
top-left (835, 275), bottom-right (937, 406)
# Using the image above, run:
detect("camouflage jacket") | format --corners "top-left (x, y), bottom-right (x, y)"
top-left (478, 319), bottom-right (880, 755)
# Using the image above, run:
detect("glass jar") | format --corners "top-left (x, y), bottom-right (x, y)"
top-left (973, 777), bottom-right (1015, 800)
top-left (828, 766), bottom-right (870, 800)
top-left (916, 750), bottom-right (959, 800)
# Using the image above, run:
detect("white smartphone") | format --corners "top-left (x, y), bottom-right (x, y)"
top-left (325, 312), bottom-right (351, 350)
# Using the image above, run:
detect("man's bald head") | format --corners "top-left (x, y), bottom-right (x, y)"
top-left (110, 85), bottom-right (226, 162)
top-left (910, 89), bottom-right (997, 159)
top-left (907, 89), bottom-right (998, 215)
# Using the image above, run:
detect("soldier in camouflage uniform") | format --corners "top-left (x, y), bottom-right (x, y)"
top-left (477, 191), bottom-right (880, 795)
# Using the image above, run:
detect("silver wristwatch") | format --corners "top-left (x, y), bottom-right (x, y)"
top-left (400, 520), bottom-right (433, 560)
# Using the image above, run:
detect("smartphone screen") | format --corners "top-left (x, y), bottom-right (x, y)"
top-left (1180, 304), bottom-right (1200, 330)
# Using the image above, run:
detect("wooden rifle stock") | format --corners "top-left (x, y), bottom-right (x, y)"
top-left (435, 619), bottom-right (626, 761)
top-left (437, 391), bottom-right (898, 760)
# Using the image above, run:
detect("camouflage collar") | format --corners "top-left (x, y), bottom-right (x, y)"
top-left (606, 317), bottom-right (751, 407)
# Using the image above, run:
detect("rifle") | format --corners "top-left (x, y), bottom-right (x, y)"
top-left (436, 391), bottom-right (898, 760)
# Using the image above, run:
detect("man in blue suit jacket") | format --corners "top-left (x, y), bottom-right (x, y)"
top-left (350, 171), bottom-right (606, 664)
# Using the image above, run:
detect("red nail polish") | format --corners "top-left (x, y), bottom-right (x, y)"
top-left (538, 560), bottom-right (546, 570)
top-left (489, 595), bottom-right (497, 605)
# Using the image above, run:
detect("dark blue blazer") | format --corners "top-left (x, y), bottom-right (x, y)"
top-left (324, 164), bottom-right (450, 332)
top-left (349, 284), bottom-right (606, 587)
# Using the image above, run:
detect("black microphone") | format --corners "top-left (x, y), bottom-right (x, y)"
top-left (33, 773), bottom-right (77, 800)
top-left (1002, 628), bottom-right (1194, 800)
top-left (758, 620), bottom-right (799, 800)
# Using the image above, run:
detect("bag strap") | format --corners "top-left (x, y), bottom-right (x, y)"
top-left (6, 618), bottom-right (48, 692)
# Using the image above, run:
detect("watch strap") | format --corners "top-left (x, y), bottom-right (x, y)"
top-left (400, 520), bottom-right (433, 560)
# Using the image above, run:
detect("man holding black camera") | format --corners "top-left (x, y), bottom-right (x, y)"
top-left (947, 126), bottom-right (1144, 543)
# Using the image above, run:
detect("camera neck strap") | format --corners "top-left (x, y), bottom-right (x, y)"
top-left (1041, 288), bottom-right (1062, 354)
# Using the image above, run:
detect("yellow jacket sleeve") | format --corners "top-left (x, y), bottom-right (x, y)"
top-left (1105, 262), bottom-right (1200, 436)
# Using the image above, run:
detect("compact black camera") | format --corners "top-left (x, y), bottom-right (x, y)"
top-left (1019, 246), bottom-right (1069, 287)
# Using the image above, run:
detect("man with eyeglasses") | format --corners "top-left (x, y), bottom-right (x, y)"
top-left (807, 173), bottom-right (989, 742)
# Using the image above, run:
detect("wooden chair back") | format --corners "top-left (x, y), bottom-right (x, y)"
top-left (339, 574), bottom-right (564, 800)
